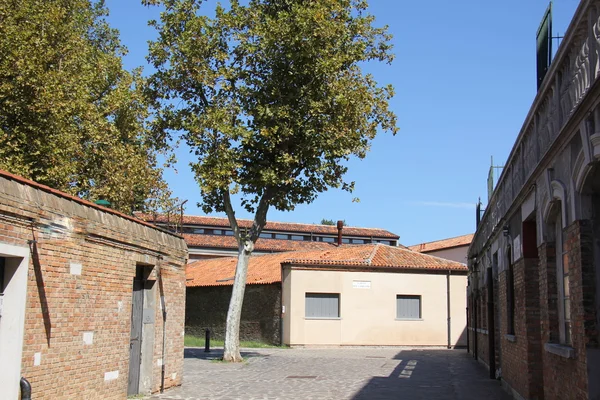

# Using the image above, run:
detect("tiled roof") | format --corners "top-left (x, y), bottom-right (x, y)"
top-left (183, 234), bottom-right (334, 252)
top-left (138, 213), bottom-right (399, 239)
top-left (186, 244), bottom-right (467, 287)
top-left (0, 170), bottom-right (178, 236)
top-left (408, 234), bottom-right (474, 253)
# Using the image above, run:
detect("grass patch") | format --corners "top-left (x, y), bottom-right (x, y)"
top-left (184, 334), bottom-right (284, 349)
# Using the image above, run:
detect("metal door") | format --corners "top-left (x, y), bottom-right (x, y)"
top-left (128, 266), bottom-right (144, 395)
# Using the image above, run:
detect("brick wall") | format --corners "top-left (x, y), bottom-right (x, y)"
top-left (186, 283), bottom-right (281, 344)
top-left (0, 174), bottom-right (188, 399)
top-left (538, 221), bottom-right (592, 400)
top-left (498, 257), bottom-right (543, 399)
top-left (467, 290), bottom-right (491, 367)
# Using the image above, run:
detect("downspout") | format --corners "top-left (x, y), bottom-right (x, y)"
top-left (280, 262), bottom-right (284, 346)
top-left (466, 277), bottom-right (470, 353)
top-left (473, 288), bottom-right (478, 360)
top-left (20, 377), bottom-right (31, 400)
top-left (466, 302), bottom-right (470, 353)
top-left (158, 258), bottom-right (167, 393)
top-left (446, 270), bottom-right (451, 349)
top-left (487, 267), bottom-right (496, 379)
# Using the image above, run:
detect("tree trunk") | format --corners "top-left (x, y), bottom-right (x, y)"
top-left (222, 241), bottom-right (253, 362)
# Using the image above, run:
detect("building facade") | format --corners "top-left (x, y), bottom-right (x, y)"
top-left (140, 214), bottom-right (400, 261)
top-left (409, 233), bottom-right (473, 264)
top-left (467, 2), bottom-right (600, 399)
top-left (186, 244), bottom-right (468, 347)
top-left (0, 170), bottom-right (188, 399)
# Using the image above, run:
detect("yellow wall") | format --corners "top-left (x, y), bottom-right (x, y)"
top-left (282, 268), bottom-right (467, 347)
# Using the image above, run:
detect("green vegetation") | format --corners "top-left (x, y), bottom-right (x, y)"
top-left (146, 0), bottom-right (397, 362)
top-left (184, 335), bottom-right (283, 349)
top-left (0, 0), bottom-right (174, 212)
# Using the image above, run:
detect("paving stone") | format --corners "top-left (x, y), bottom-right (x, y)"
top-left (148, 347), bottom-right (512, 400)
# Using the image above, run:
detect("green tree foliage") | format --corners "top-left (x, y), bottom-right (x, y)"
top-left (320, 219), bottom-right (345, 226)
top-left (146, 0), bottom-right (398, 361)
top-left (0, 0), bottom-right (172, 213)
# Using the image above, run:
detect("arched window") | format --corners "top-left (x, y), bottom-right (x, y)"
top-left (554, 209), bottom-right (572, 345)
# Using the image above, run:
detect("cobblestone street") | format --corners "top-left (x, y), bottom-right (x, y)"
top-left (150, 347), bottom-right (512, 400)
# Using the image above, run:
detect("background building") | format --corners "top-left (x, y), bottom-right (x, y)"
top-left (186, 244), bottom-right (468, 347)
top-left (409, 233), bottom-right (473, 264)
top-left (140, 214), bottom-right (400, 261)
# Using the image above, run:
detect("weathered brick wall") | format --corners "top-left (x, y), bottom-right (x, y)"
top-left (539, 221), bottom-right (592, 400)
top-left (498, 257), bottom-right (543, 399)
top-left (0, 175), bottom-right (188, 399)
top-left (467, 291), bottom-right (491, 366)
top-left (186, 284), bottom-right (281, 344)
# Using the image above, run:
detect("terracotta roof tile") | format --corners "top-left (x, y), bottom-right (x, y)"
top-left (186, 244), bottom-right (467, 287)
top-left (183, 234), bottom-right (334, 252)
top-left (408, 234), bottom-right (474, 253)
top-left (138, 213), bottom-right (399, 239)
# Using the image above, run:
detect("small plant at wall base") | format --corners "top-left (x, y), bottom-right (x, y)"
top-left (145, 0), bottom-right (398, 362)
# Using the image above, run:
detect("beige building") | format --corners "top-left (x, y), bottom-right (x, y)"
top-left (408, 233), bottom-right (473, 264)
top-left (186, 244), bottom-right (468, 347)
top-left (281, 245), bottom-right (467, 347)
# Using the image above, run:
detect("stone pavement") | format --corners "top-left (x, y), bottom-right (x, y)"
top-left (150, 347), bottom-right (512, 400)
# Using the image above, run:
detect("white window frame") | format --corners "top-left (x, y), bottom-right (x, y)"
top-left (305, 293), bottom-right (340, 319)
top-left (396, 295), bottom-right (422, 320)
top-left (555, 213), bottom-right (571, 345)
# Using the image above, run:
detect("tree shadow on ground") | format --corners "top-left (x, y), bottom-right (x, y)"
top-left (184, 347), bottom-right (269, 361)
top-left (351, 349), bottom-right (509, 400)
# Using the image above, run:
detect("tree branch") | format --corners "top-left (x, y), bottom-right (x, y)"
top-left (222, 188), bottom-right (242, 246)
top-left (249, 187), bottom-right (272, 243)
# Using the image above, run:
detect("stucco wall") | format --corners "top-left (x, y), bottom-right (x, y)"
top-left (424, 246), bottom-right (468, 264)
top-left (283, 268), bottom-right (467, 346)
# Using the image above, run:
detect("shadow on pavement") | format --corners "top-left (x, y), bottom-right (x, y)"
top-left (184, 347), bottom-right (269, 360)
top-left (351, 349), bottom-right (510, 400)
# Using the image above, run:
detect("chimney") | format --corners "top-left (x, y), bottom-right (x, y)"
top-left (337, 220), bottom-right (344, 246)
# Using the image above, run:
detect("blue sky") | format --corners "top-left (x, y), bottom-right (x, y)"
top-left (105, 0), bottom-right (578, 246)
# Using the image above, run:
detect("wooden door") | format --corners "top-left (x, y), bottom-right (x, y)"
top-left (128, 266), bottom-right (144, 395)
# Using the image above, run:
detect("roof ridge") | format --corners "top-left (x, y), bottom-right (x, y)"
top-left (408, 233), bottom-right (474, 247)
top-left (406, 247), bottom-right (467, 266)
top-left (161, 213), bottom-right (397, 232)
top-left (365, 243), bottom-right (381, 265)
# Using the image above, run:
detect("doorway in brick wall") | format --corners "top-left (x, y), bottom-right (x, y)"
top-left (0, 244), bottom-right (30, 399)
top-left (128, 265), bottom-right (145, 395)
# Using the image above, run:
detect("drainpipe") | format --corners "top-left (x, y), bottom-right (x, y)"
top-left (473, 289), bottom-right (478, 360)
top-left (336, 220), bottom-right (343, 246)
top-left (487, 267), bottom-right (496, 379)
top-left (466, 303), bottom-right (470, 353)
top-left (158, 258), bottom-right (167, 393)
top-left (280, 262), bottom-right (284, 346)
top-left (20, 377), bottom-right (31, 400)
top-left (447, 270), bottom-right (451, 349)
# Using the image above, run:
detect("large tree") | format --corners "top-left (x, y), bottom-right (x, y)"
top-left (146, 0), bottom-right (398, 361)
top-left (0, 0), bottom-right (172, 213)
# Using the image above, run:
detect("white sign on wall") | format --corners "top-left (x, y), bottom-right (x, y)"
top-left (513, 235), bottom-right (522, 262)
top-left (352, 280), bottom-right (371, 289)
